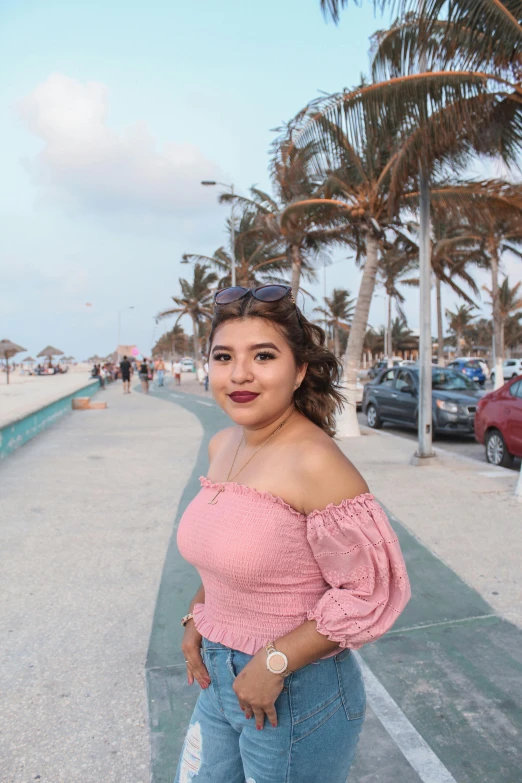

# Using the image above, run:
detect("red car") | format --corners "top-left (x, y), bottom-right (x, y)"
top-left (475, 376), bottom-right (522, 466)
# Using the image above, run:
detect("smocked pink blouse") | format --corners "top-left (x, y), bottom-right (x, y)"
top-left (176, 476), bottom-right (411, 656)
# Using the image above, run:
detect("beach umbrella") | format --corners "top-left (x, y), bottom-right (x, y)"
top-left (37, 345), bottom-right (64, 361)
top-left (22, 356), bottom-right (36, 363)
top-left (0, 339), bottom-right (27, 384)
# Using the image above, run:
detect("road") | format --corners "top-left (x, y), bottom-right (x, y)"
top-left (356, 410), bottom-right (522, 471)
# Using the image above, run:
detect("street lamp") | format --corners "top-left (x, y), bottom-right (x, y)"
top-left (117, 306), bottom-right (134, 359)
top-left (201, 180), bottom-right (236, 287)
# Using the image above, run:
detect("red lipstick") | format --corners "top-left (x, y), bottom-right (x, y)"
top-left (228, 392), bottom-right (260, 403)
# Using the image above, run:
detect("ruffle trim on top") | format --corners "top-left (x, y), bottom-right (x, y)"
top-left (192, 602), bottom-right (269, 656)
top-left (306, 493), bottom-right (378, 538)
top-left (199, 476), bottom-right (375, 523)
top-left (199, 476), bottom-right (306, 519)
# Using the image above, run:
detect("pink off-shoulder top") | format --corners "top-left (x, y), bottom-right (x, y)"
top-left (176, 476), bottom-right (411, 656)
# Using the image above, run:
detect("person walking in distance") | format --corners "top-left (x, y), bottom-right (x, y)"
top-left (139, 358), bottom-right (149, 394)
top-left (173, 359), bottom-right (182, 386)
top-left (156, 356), bottom-right (166, 387)
top-left (175, 284), bottom-right (411, 783)
top-left (120, 355), bottom-right (132, 394)
top-left (203, 357), bottom-right (209, 392)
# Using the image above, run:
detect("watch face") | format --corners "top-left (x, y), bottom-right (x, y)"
top-left (270, 653), bottom-right (286, 673)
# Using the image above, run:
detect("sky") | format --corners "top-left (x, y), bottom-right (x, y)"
top-left (1, 0), bottom-right (521, 361)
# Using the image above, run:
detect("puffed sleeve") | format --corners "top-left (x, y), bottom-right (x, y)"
top-left (306, 493), bottom-right (411, 649)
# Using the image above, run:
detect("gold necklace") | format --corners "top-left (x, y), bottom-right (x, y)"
top-left (208, 411), bottom-right (295, 505)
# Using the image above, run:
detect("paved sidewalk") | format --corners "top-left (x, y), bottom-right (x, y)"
top-left (342, 427), bottom-right (522, 628)
top-left (0, 383), bottom-right (202, 783)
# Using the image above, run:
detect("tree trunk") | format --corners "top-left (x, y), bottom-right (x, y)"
top-left (436, 275), bottom-right (444, 366)
top-left (191, 314), bottom-right (200, 366)
top-left (387, 293), bottom-right (393, 367)
top-left (290, 245), bottom-right (302, 299)
top-left (456, 329), bottom-right (462, 357)
top-left (337, 234), bottom-right (380, 438)
top-left (334, 325), bottom-right (340, 358)
top-left (491, 249), bottom-right (504, 389)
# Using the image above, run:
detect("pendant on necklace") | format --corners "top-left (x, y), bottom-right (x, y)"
top-left (208, 486), bottom-right (225, 505)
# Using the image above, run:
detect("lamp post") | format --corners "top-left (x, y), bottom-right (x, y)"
top-left (117, 306), bottom-right (134, 360)
top-left (201, 180), bottom-right (236, 287)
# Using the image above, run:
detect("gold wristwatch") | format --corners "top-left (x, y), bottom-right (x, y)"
top-left (265, 642), bottom-right (291, 677)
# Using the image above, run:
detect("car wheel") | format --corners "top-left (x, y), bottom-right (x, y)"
top-left (366, 403), bottom-right (382, 429)
top-left (485, 429), bottom-right (514, 467)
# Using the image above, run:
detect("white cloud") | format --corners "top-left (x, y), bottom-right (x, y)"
top-left (15, 73), bottom-right (223, 217)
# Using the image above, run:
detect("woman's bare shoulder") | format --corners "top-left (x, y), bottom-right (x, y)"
top-left (208, 426), bottom-right (238, 461)
top-left (292, 426), bottom-right (369, 515)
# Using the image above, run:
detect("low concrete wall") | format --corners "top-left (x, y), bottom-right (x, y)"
top-left (0, 380), bottom-right (100, 459)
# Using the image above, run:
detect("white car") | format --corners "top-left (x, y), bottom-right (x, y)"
top-left (180, 358), bottom-right (195, 372)
top-left (491, 358), bottom-right (522, 385)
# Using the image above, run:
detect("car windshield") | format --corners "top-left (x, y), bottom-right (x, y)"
top-left (432, 369), bottom-right (476, 391)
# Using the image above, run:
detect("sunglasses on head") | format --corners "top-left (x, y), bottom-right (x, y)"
top-left (214, 284), bottom-right (295, 306)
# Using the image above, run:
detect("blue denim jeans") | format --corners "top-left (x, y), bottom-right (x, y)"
top-left (157, 370), bottom-right (165, 386)
top-left (174, 639), bottom-right (366, 783)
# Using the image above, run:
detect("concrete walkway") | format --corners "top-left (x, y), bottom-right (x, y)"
top-left (0, 383), bottom-right (202, 783)
top-left (2, 376), bottom-right (521, 783)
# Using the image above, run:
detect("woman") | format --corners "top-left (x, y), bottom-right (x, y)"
top-left (176, 284), bottom-right (411, 783)
top-left (139, 358), bottom-right (149, 394)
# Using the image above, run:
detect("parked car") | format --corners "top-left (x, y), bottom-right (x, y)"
top-left (446, 358), bottom-right (486, 386)
top-left (490, 358), bottom-right (522, 386)
top-left (368, 358), bottom-right (404, 379)
top-left (449, 356), bottom-right (490, 380)
top-left (362, 366), bottom-right (483, 435)
top-left (474, 376), bottom-right (522, 466)
top-left (180, 358), bottom-right (195, 372)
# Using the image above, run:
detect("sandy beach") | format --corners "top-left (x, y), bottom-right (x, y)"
top-left (0, 369), bottom-right (96, 428)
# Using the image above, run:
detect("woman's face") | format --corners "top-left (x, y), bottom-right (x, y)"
top-left (210, 317), bottom-right (307, 427)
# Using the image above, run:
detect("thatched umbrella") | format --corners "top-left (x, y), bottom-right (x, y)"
top-left (38, 345), bottom-right (64, 362)
top-left (0, 339), bottom-right (27, 384)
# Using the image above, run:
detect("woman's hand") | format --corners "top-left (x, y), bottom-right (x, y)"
top-left (181, 621), bottom-right (211, 689)
top-left (233, 649), bottom-right (285, 730)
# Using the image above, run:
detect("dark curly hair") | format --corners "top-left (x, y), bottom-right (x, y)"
top-left (208, 292), bottom-right (346, 437)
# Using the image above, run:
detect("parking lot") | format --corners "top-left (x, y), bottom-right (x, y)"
top-left (357, 408), bottom-right (521, 471)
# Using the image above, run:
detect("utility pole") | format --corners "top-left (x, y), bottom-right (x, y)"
top-left (412, 165), bottom-right (436, 464)
top-left (412, 26), bottom-right (436, 466)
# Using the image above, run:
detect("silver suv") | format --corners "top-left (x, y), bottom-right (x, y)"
top-left (491, 359), bottom-right (522, 384)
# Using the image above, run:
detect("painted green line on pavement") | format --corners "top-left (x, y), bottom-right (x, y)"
top-left (145, 383), bottom-right (522, 783)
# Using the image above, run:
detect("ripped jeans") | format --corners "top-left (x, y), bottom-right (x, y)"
top-left (174, 638), bottom-right (366, 783)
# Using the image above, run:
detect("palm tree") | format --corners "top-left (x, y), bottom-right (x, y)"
top-left (221, 141), bottom-right (356, 298)
top-left (314, 288), bottom-right (355, 357)
top-left (152, 325), bottom-right (188, 358)
top-left (406, 217), bottom-right (485, 364)
top-left (378, 236), bottom-right (419, 366)
top-left (404, 179), bottom-right (522, 383)
top-left (505, 314), bottom-right (522, 354)
top-left (284, 66), bottom-right (492, 436)
top-left (445, 303), bottom-right (477, 356)
top-left (182, 206), bottom-right (289, 289)
top-left (483, 277), bottom-right (522, 366)
top-left (156, 263), bottom-right (218, 365)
